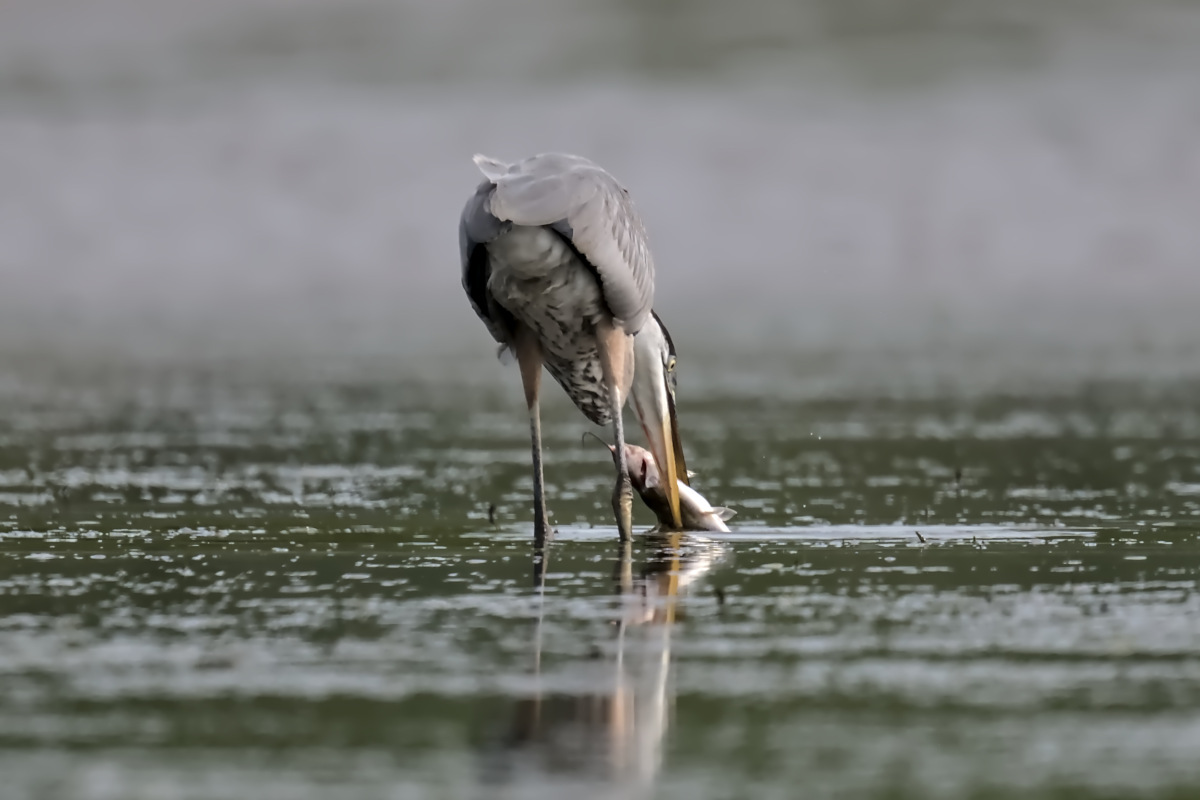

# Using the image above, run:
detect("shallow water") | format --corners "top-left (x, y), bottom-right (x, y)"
top-left (1, 368), bottom-right (1198, 799)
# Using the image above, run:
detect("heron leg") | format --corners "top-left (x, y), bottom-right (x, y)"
top-left (515, 328), bottom-right (553, 549)
top-left (597, 323), bottom-right (636, 543)
top-left (609, 385), bottom-right (634, 543)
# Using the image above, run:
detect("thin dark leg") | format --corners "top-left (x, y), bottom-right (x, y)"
top-left (596, 324), bottom-right (635, 543)
top-left (609, 385), bottom-right (634, 542)
top-left (515, 329), bottom-right (552, 550)
top-left (614, 537), bottom-right (633, 596)
top-left (528, 405), bottom-right (552, 549)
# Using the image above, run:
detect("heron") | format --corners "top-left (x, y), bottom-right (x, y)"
top-left (459, 152), bottom-right (688, 544)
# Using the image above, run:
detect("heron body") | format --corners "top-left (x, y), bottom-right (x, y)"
top-left (460, 152), bottom-right (686, 544)
top-left (486, 226), bottom-right (615, 426)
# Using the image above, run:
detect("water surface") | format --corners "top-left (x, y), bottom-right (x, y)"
top-left (1, 369), bottom-right (1198, 799)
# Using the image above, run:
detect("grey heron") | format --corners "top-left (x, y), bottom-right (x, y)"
top-left (460, 152), bottom-right (688, 544)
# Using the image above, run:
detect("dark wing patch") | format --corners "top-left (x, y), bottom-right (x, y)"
top-left (474, 250), bottom-right (517, 348)
top-left (651, 309), bottom-right (676, 358)
top-left (459, 179), bottom-right (515, 345)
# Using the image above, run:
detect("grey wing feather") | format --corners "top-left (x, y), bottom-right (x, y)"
top-left (459, 178), bottom-right (513, 345)
top-left (474, 152), bottom-right (655, 335)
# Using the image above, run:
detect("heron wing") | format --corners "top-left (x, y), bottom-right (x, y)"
top-left (473, 152), bottom-right (655, 335)
top-left (459, 177), bottom-right (515, 346)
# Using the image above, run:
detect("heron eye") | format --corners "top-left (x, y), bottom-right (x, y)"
top-left (666, 356), bottom-right (676, 373)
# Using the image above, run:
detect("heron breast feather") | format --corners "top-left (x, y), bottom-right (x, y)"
top-left (486, 226), bottom-right (575, 280)
top-left (487, 228), bottom-right (606, 326)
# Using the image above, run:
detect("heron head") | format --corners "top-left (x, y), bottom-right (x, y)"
top-left (630, 311), bottom-right (688, 529)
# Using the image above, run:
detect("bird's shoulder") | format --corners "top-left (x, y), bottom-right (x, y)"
top-left (474, 153), bottom-right (656, 335)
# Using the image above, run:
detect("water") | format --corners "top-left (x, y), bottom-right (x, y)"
top-left (4, 0), bottom-right (1200, 797)
top-left (1, 368), bottom-right (1198, 799)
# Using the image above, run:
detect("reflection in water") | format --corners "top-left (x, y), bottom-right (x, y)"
top-left (481, 535), bottom-right (726, 799)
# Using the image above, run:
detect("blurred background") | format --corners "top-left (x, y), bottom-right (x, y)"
top-left (3, 0), bottom-right (1199, 393)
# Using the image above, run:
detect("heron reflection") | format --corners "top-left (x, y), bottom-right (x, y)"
top-left (479, 534), bottom-right (726, 799)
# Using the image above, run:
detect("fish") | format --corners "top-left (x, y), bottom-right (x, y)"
top-left (589, 435), bottom-right (735, 532)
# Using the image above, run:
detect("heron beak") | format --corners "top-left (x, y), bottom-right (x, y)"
top-left (631, 356), bottom-right (686, 529)
top-left (666, 374), bottom-right (689, 489)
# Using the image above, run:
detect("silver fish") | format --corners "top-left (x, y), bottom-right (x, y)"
top-left (591, 436), bottom-right (735, 532)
